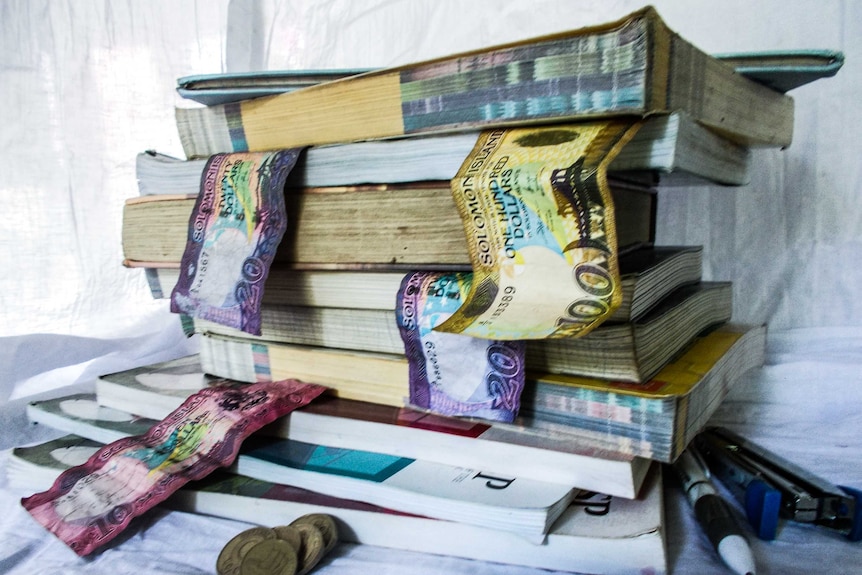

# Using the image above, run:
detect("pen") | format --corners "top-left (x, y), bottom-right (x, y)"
top-left (673, 446), bottom-right (757, 575)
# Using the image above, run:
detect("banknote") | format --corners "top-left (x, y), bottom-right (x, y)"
top-left (171, 150), bottom-right (301, 336)
top-left (21, 379), bottom-right (326, 556)
top-left (397, 270), bottom-right (525, 422)
top-left (437, 122), bottom-right (641, 340)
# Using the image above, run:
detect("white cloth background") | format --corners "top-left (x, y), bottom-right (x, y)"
top-left (1, 0), bottom-right (860, 573)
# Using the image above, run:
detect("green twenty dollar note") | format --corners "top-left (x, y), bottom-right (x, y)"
top-left (436, 121), bottom-right (641, 340)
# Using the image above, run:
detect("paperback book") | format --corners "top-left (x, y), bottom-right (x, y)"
top-left (191, 280), bottom-right (731, 383)
top-left (122, 178), bottom-right (655, 269)
top-left (8, 435), bottom-right (667, 574)
top-left (520, 323), bottom-right (767, 462)
top-left (143, 245), bottom-right (704, 324)
top-left (197, 324), bottom-right (766, 462)
top-left (22, 401), bottom-right (578, 543)
top-left (174, 6), bottom-right (793, 154)
top-left (139, 112), bottom-right (751, 191)
top-left (87, 360), bottom-right (650, 498)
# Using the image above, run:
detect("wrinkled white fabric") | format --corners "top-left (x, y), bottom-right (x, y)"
top-left (1, 0), bottom-right (861, 573)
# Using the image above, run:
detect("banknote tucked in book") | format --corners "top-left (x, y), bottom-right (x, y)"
top-left (437, 121), bottom-right (641, 340)
top-left (171, 150), bottom-right (301, 335)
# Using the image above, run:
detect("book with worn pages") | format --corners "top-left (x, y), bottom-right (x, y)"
top-left (121, 178), bottom-right (655, 269)
top-left (174, 6), bottom-right (793, 156)
top-left (139, 111), bottom-right (751, 191)
top-left (8, 435), bottom-right (666, 574)
top-left (520, 323), bottom-right (767, 462)
top-left (145, 244), bottom-right (702, 321)
top-left (189, 281), bottom-right (731, 384)
top-left (195, 323), bottom-right (765, 462)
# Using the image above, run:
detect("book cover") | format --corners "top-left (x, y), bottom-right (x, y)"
top-left (715, 49), bottom-right (844, 92)
top-left (235, 436), bottom-right (575, 542)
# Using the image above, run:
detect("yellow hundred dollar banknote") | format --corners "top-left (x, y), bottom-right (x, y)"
top-left (436, 121), bottom-right (641, 340)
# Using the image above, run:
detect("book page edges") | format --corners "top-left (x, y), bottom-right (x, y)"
top-left (666, 31), bottom-right (794, 146)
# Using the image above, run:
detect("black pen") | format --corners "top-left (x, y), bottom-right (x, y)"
top-left (673, 446), bottom-right (757, 575)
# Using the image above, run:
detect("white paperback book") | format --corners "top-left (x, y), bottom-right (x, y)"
top-left (9, 434), bottom-right (666, 575)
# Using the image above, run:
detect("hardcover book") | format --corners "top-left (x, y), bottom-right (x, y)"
top-left (174, 6), bottom-right (793, 155)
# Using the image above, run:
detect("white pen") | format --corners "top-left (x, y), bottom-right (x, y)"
top-left (673, 446), bottom-right (757, 575)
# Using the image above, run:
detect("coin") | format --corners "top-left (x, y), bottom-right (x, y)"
top-left (216, 527), bottom-right (277, 575)
top-left (292, 522), bottom-right (327, 575)
top-left (290, 513), bottom-right (339, 554)
top-left (273, 524), bottom-right (302, 553)
top-left (239, 539), bottom-right (299, 575)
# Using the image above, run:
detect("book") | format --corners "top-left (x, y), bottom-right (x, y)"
top-left (121, 178), bottom-right (656, 269)
top-left (233, 435), bottom-right (576, 542)
top-left (89, 360), bottom-right (650, 498)
top-left (174, 6), bottom-right (793, 155)
top-left (714, 49), bottom-right (845, 93)
top-left (22, 398), bottom-right (576, 543)
top-left (145, 244), bottom-right (702, 318)
top-left (174, 49), bottom-right (841, 105)
top-left (26, 393), bottom-right (154, 443)
top-left (196, 323), bottom-right (765, 462)
top-left (191, 281), bottom-right (732, 384)
top-left (139, 112), bottom-right (751, 191)
top-left (520, 323), bottom-right (767, 462)
top-left (175, 69), bottom-right (374, 106)
top-left (9, 435), bottom-right (667, 574)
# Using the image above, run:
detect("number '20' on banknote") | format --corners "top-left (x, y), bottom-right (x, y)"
top-left (171, 150), bottom-right (301, 336)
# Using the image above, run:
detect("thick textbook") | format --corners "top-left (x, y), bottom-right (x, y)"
top-left (90, 360), bottom-right (650, 498)
top-left (9, 436), bottom-right (666, 574)
top-left (122, 178), bottom-right (655, 269)
top-left (145, 245), bottom-right (703, 325)
top-left (148, 111), bottom-right (751, 188)
top-left (191, 281), bottom-right (732, 384)
top-left (174, 6), bottom-right (793, 154)
top-left (521, 323), bottom-right (767, 462)
top-left (198, 324), bottom-right (765, 463)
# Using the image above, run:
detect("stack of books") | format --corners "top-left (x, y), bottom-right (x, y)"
top-left (16, 6), bottom-right (797, 573)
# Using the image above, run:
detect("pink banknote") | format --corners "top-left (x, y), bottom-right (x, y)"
top-left (21, 378), bottom-right (326, 556)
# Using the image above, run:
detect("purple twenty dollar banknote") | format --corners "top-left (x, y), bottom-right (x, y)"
top-left (397, 270), bottom-right (525, 422)
top-left (21, 379), bottom-right (326, 556)
top-left (171, 150), bottom-right (301, 335)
